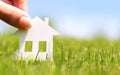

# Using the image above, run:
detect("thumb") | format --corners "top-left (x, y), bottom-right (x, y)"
top-left (0, 1), bottom-right (31, 30)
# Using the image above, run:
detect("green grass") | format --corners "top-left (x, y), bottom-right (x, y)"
top-left (0, 33), bottom-right (120, 75)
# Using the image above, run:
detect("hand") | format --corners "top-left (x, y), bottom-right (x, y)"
top-left (0, 0), bottom-right (30, 30)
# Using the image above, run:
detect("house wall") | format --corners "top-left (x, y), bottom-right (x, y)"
top-left (20, 36), bottom-right (26, 52)
top-left (32, 40), bottom-right (39, 53)
top-left (47, 36), bottom-right (53, 61)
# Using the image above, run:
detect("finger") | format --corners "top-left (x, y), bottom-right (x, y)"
top-left (0, 1), bottom-right (30, 30)
top-left (1, 0), bottom-right (13, 5)
top-left (13, 0), bottom-right (28, 13)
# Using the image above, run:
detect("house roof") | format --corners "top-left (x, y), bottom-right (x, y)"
top-left (14, 16), bottom-right (59, 40)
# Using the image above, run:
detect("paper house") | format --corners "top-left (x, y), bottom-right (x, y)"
top-left (14, 16), bottom-right (59, 61)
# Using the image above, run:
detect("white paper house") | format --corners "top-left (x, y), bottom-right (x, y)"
top-left (15, 16), bottom-right (59, 61)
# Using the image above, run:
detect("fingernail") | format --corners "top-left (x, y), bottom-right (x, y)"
top-left (19, 16), bottom-right (31, 30)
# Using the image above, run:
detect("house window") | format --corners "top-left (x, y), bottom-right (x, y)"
top-left (39, 41), bottom-right (46, 52)
top-left (25, 41), bottom-right (32, 52)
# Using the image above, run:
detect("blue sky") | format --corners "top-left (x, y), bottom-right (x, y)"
top-left (0, 0), bottom-right (120, 39)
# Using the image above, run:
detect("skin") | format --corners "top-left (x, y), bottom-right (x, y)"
top-left (0, 0), bottom-right (31, 30)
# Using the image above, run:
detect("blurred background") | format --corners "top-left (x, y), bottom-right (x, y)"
top-left (0, 0), bottom-right (120, 39)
